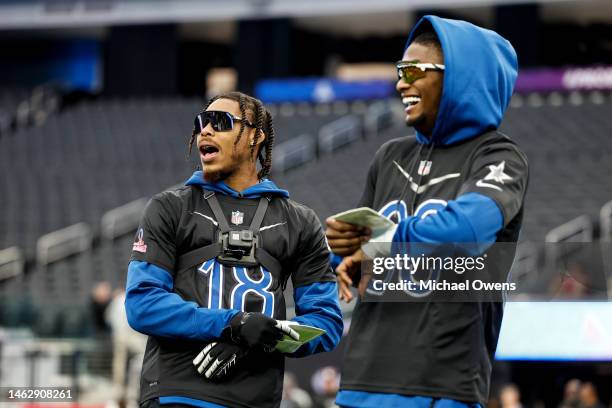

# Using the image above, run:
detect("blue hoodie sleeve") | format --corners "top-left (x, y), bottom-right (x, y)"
top-left (392, 192), bottom-right (503, 252)
top-left (125, 260), bottom-right (239, 340)
top-left (288, 281), bottom-right (343, 357)
top-left (285, 207), bottom-right (343, 356)
top-left (330, 253), bottom-right (343, 270)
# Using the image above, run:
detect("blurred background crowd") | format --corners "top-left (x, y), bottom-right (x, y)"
top-left (0, 0), bottom-right (612, 407)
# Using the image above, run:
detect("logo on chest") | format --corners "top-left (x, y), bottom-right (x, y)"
top-left (418, 160), bottom-right (432, 176)
top-left (231, 210), bottom-right (244, 225)
top-left (393, 160), bottom-right (460, 194)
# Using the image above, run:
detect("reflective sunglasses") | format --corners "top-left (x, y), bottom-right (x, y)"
top-left (396, 60), bottom-right (445, 84)
top-left (194, 110), bottom-right (255, 133)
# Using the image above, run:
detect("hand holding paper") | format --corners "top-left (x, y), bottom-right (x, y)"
top-left (274, 322), bottom-right (326, 354)
top-left (330, 207), bottom-right (398, 258)
top-left (325, 216), bottom-right (371, 256)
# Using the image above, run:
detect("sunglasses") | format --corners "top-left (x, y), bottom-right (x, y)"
top-left (194, 110), bottom-right (255, 133)
top-left (396, 60), bottom-right (445, 84)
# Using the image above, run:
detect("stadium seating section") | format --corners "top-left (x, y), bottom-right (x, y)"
top-left (1, 92), bottom-right (611, 336)
top-left (0, 85), bottom-right (60, 137)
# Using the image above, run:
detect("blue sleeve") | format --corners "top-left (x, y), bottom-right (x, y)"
top-left (330, 253), bottom-right (343, 270)
top-left (125, 260), bottom-right (240, 340)
top-left (392, 192), bottom-right (503, 253)
top-left (288, 281), bottom-right (343, 357)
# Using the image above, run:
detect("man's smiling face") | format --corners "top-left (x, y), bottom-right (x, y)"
top-left (396, 42), bottom-right (444, 137)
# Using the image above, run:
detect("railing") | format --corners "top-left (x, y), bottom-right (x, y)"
top-left (101, 198), bottom-right (147, 240)
top-left (600, 200), bottom-right (612, 242)
top-left (272, 134), bottom-right (316, 174)
top-left (36, 223), bottom-right (92, 266)
top-left (318, 115), bottom-right (361, 154)
top-left (545, 215), bottom-right (593, 243)
top-left (0, 246), bottom-right (24, 282)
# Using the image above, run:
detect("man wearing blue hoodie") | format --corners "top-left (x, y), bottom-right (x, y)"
top-left (326, 16), bottom-right (528, 408)
top-left (125, 91), bottom-right (343, 408)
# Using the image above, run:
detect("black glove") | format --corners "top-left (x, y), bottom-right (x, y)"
top-left (227, 312), bottom-right (299, 350)
top-left (193, 342), bottom-right (248, 380)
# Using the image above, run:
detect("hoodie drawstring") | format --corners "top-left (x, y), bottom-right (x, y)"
top-left (394, 143), bottom-right (423, 218)
top-left (395, 142), bottom-right (436, 218)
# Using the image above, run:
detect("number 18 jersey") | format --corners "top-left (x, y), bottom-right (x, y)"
top-left (129, 183), bottom-right (336, 408)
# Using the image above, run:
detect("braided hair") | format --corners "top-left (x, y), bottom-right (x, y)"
top-left (188, 91), bottom-right (275, 179)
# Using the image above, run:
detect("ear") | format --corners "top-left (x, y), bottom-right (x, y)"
top-left (250, 129), bottom-right (266, 147)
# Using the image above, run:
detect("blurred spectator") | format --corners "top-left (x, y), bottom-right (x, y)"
top-left (281, 371), bottom-right (313, 408)
top-left (559, 265), bottom-right (590, 299)
top-left (549, 259), bottom-right (608, 301)
top-left (105, 289), bottom-right (147, 403)
top-left (558, 379), bottom-right (582, 408)
top-left (579, 382), bottom-right (604, 408)
top-left (500, 384), bottom-right (523, 408)
top-left (311, 366), bottom-right (340, 408)
top-left (90, 281), bottom-right (113, 337)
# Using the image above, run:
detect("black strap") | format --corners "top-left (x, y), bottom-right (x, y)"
top-left (175, 189), bottom-right (276, 273)
top-left (255, 247), bottom-right (282, 276)
top-left (249, 197), bottom-right (269, 232)
top-left (204, 191), bottom-right (269, 232)
top-left (176, 243), bottom-right (222, 271)
top-left (205, 192), bottom-right (231, 232)
top-left (176, 245), bottom-right (282, 277)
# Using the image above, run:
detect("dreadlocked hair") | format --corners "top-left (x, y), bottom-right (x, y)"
top-left (188, 91), bottom-right (275, 179)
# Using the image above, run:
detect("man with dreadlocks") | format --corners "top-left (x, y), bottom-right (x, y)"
top-left (125, 91), bottom-right (343, 408)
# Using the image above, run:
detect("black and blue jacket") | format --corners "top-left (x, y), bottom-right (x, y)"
top-left (336, 15), bottom-right (528, 408)
top-left (125, 172), bottom-right (343, 408)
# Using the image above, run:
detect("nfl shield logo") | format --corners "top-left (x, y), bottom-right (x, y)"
top-left (418, 160), bottom-right (432, 176)
top-left (231, 210), bottom-right (244, 225)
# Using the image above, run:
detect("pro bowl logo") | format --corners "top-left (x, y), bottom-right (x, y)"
top-left (368, 198), bottom-right (448, 298)
top-left (132, 228), bottom-right (147, 253)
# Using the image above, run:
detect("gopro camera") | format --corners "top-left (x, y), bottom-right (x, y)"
top-left (217, 229), bottom-right (259, 267)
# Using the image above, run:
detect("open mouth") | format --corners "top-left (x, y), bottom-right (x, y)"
top-left (402, 96), bottom-right (421, 112)
top-left (199, 144), bottom-right (220, 162)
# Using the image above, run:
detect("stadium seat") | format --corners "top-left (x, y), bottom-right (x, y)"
top-left (2, 94), bottom-right (612, 334)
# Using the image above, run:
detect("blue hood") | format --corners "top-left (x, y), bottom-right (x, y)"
top-left (406, 16), bottom-right (518, 145)
top-left (185, 171), bottom-right (289, 198)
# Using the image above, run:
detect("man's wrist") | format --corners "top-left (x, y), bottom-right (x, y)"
top-left (219, 311), bottom-right (243, 343)
top-left (228, 312), bottom-right (247, 344)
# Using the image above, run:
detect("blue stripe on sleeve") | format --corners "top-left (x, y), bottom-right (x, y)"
top-left (289, 281), bottom-right (343, 357)
top-left (125, 260), bottom-right (239, 340)
top-left (392, 192), bottom-right (503, 253)
top-left (336, 391), bottom-right (481, 408)
top-left (159, 396), bottom-right (226, 408)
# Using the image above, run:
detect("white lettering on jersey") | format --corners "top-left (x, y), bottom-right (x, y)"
top-left (413, 199), bottom-right (448, 219)
top-left (378, 199), bottom-right (408, 222)
top-left (378, 198), bottom-right (448, 222)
